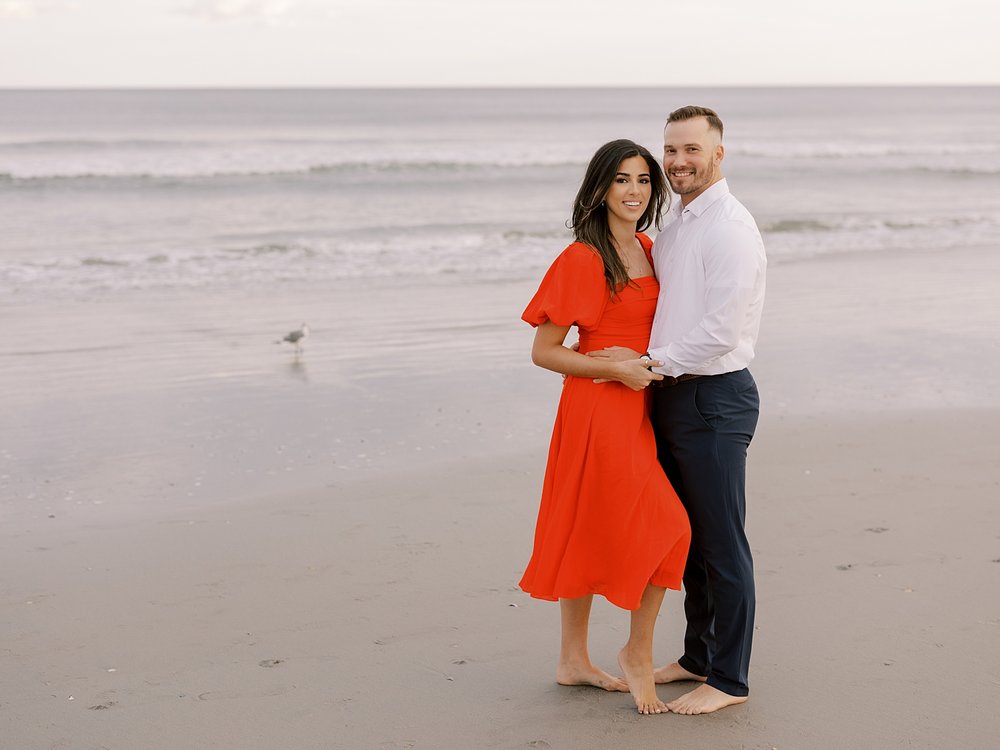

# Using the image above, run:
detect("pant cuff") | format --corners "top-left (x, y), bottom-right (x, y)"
top-left (677, 654), bottom-right (708, 679)
top-left (706, 673), bottom-right (750, 698)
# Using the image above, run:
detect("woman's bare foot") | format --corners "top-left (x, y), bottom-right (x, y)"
top-left (556, 661), bottom-right (628, 692)
top-left (653, 661), bottom-right (708, 684)
top-left (666, 684), bottom-right (748, 715)
top-left (617, 648), bottom-right (667, 715)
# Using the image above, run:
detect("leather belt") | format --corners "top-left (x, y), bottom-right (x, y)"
top-left (650, 373), bottom-right (703, 388)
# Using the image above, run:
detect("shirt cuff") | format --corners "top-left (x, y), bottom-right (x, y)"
top-left (646, 346), bottom-right (682, 377)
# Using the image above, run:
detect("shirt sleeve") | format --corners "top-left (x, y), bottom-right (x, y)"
top-left (648, 220), bottom-right (765, 373)
top-left (522, 243), bottom-right (609, 330)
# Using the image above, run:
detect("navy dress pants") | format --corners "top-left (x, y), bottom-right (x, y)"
top-left (650, 368), bottom-right (759, 697)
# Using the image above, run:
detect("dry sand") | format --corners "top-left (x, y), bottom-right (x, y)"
top-left (2, 244), bottom-right (999, 749)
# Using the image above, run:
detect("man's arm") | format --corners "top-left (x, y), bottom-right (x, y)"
top-left (648, 220), bottom-right (764, 375)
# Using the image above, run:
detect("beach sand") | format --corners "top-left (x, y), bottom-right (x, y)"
top-left (2, 244), bottom-right (999, 749)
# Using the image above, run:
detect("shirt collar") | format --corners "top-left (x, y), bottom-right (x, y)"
top-left (676, 178), bottom-right (730, 220)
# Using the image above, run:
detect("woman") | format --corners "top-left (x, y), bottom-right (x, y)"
top-left (519, 139), bottom-right (691, 715)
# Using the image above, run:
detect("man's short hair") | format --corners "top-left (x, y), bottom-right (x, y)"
top-left (666, 106), bottom-right (724, 139)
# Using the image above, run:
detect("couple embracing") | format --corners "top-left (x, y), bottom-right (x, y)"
top-left (519, 106), bottom-right (766, 715)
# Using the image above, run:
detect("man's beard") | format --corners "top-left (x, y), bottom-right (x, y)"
top-left (668, 164), bottom-right (716, 195)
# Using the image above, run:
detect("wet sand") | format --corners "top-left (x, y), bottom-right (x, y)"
top-left (2, 244), bottom-right (999, 749)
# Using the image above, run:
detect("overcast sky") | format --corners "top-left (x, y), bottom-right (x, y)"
top-left (1, 0), bottom-right (997, 87)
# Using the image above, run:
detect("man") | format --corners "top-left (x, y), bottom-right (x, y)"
top-left (592, 105), bottom-right (766, 714)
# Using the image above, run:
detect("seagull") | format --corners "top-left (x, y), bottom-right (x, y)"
top-left (276, 323), bottom-right (309, 353)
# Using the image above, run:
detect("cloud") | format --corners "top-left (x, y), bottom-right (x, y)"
top-left (0, 1), bottom-right (31, 16)
top-left (0, 0), bottom-right (75, 18)
top-left (174, 0), bottom-right (301, 21)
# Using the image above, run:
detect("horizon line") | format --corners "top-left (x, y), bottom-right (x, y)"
top-left (1, 82), bottom-right (998, 92)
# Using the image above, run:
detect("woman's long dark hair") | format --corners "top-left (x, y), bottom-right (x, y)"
top-left (571, 139), bottom-right (669, 293)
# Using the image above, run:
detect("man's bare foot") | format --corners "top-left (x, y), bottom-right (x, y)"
top-left (617, 648), bottom-right (667, 715)
top-left (653, 661), bottom-right (708, 684)
top-left (556, 661), bottom-right (628, 692)
top-left (666, 683), bottom-right (748, 715)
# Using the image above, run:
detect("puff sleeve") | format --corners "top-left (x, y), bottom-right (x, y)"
top-left (522, 243), bottom-right (609, 331)
top-left (638, 231), bottom-right (653, 261)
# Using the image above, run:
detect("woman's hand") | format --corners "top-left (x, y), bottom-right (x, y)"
top-left (604, 358), bottom-right (664, 391)
top-left (587, 345), bottom-right (641, 362)
top-left (587, 346), bottom-right (663, 389)
top-left (531, 324), bottom-right (661, 389)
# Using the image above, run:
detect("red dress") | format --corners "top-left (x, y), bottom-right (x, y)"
top-left (519, 235), bottom-right (691, 611)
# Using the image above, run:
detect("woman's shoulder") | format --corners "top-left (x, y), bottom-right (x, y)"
top-left (558, 241), bottom-right (603, 266)
top-left (636, 232), bottom-right (654, 250)
top-left (524, 240), bottom-right (609, 328)
top-left (534, 241), bottom-right (607, 291)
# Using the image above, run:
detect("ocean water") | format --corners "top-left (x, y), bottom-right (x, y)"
top-left (1, 86), bottom-right (999, 300)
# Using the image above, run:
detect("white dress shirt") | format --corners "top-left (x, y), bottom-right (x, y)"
top-left (648, 178), bottom-right (766, 377)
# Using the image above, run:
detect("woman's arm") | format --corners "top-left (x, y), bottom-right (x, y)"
top-left (531, 322), bottom-right (663, 391)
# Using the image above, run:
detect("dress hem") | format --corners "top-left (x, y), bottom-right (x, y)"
top-left (520, 576), bottom-right (683, 612)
